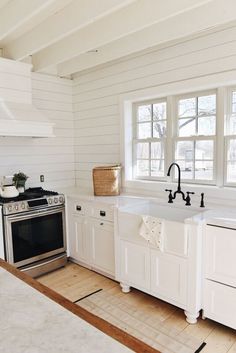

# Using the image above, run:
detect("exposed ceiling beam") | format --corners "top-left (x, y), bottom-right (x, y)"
top-left (32, 0), bottom-right (212, 72)
top-left (58, 0), bottom-right (236, 76)
top-left (0, 0), bottom-right (72, 43)
top-left (4, 0), bottom-right (135, 60)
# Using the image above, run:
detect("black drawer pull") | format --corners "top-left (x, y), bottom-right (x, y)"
top-left (76, 205), bottom-right (82, 211)
top-left (100, 210), bottom-right (106, 217)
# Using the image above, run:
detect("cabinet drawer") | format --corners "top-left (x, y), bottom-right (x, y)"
top-left (68, 199), bottom-right (91, 216)
top-left (92, 205), bottom-right (114, 222)
top-left (205, 225), bottom-right (236, 287)
top-left (203, 280), bottom-right (236, 329)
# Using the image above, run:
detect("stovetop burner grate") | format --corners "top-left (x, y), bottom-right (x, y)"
top-left (0, 187), bottom-right (59, 204)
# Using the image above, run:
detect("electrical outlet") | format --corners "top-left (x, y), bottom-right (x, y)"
top-left (40, 175), bottom-right (44, 182)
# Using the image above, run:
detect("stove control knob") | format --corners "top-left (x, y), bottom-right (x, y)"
top-left (8, 206), bottom-right (12, 212)
top-left (48, 198), bottom-right (52, 205)
top-left (15, 205), bottom-right (18, 211)
top-left (59, 196), bottom-right (64, 203)
top-left (21, 203), bottom-right (25, 209)
top-left (54, 197), bottom-right (58, 204)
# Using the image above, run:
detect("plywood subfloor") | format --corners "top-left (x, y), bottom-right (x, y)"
top-left (38, 262), bottom-right (236, 353)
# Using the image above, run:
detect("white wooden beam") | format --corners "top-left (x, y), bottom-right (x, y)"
top-left (0, 0), bottom-right (72, 42)
top-left (32, 0), bottom-right (212, 72)
top-left (4, 0), bottom-right (135, 60)
top-left (58, 0), bottom-right (236, 76)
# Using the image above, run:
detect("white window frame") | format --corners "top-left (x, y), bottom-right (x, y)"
top-left (224, 86), bottom-right (236, 187)
top-left (120, 73), bottom-right (236, 203)
top-left (132, 98), bottom-right (167, 181)
top-left (173, 89), bottom-right (217, 186)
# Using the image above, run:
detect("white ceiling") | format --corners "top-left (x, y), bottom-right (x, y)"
top-left (0, 0), bottom-right (236, 78)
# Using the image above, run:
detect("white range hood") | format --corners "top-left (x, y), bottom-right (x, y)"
top-left (0, 101), bottom-right (55, 138)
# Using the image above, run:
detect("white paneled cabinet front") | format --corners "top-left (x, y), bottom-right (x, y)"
top-left (90, 219), bottom-right (115, 275)
top-left (115, 209), bottom-right (203, 324)
top-left (67, 198), bottom-right (115, 277)
top-left (150, 250), bottom-right (187, 305)
top-left (120, 240), bottom-right (150, 290)
top-left (203, 224), bottom-right (236, 329)
top-left (69, 215), bottom-right (89, 265)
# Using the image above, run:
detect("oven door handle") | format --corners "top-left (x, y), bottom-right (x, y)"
top-left (6, 206), bottom-right (64, 222)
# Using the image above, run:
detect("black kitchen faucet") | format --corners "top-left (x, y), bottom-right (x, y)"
top-left (165, 162), bottom-right (195, 206)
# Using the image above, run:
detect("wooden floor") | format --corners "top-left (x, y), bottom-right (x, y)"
top-left (38, 262), bottom-right (236, 353)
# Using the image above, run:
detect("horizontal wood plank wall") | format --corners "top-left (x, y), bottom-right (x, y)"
top-left (0, 72), bottom-right (75, 188)
top-left (73, 24), bottom-right (236, 189)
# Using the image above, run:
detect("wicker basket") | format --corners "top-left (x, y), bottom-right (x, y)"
top-left (92, 165), bottom-right (121, 196)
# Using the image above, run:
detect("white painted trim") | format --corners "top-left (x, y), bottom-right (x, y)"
top-left (119, 70), bottom-right (236, 204)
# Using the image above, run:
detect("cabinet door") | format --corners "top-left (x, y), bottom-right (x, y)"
top-left (205, 225), bottom-right (236, 287)
top-left (90, 219), bottom-right (115, 275)
top-left (69, 215), bottom-right (89, 264)
top-left (120, 240), bottom-right (150, 290)
top-left (150, 249), bottom-right (187, 305)
top-left (204, 279), bottom-right (236, 330)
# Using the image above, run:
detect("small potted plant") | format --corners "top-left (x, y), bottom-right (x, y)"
top-left (13, 172), bottom-right (29, 193)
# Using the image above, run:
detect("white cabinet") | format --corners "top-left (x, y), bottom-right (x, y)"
top-left (205, 225), bottom-right (236, 287)
top-left (204, 280), bottom-right (236, 330)
top-left (90, 219), bottom-right (115, 275)
top-left (120, 240), bottom-right (150, 290)
top-left (150, 249), bottom-right (187, 305)
top-left (68, 215), bottom-right (89, 265)
top-left (67, 198), bottom-right (115, 277)
top-left (203, 224), bottom-right (236, 329)
top-left (115, 209), bottom-right (202, 324)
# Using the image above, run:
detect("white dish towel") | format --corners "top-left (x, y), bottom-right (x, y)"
top-left (139, 215), bottom-right (163, 248)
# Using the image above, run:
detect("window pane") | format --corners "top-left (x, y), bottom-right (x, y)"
top-left (195, 161), bottom-right (213, 180)
top-left (229, 115), bottom-right (236, 134)
top-left (178, 118), bottom-right (195, 137)
top-left (151, 142), bottom-right (164, 159)
top-left (137, 122), bottom-right (151, 138)
top-left (153, 121), bottom-right (166, 138)
top-left (198, 95), bottom-right (216, 116)
top-left (153, 102), bottom-right (166, 120)
top-left (138, 105), bottom-right (151, 122)
top-left (176, 141), bottom-right (194, 160)
top-left (196, 140), bottom-right (214, 160)
top-left (151, 160), bottom-right (164, 177)
top-left (137, 160), bottom-right (149, 176)
top-left (232, 92), bottom-right (236, 113)
top-left (175, 160), bottom-right (193, 179)
top-left (227, 139), bottom-right (236, 160)
top-left (198, 116), bottom-right (215, 135)
top-left (227, 162), bottom-right (236, 182)
top-left (178, 98), bottom-right (196, 117)
top-left (137, 143), bottom-right (149, 159)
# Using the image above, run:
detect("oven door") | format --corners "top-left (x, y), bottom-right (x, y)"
top-left (4, 206), bottom-right (66, 267)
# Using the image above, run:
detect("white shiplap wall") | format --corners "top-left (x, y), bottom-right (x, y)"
top-left (73, 24), bottom-right (236, 190)
top-left (0, 69), bottom-right (75, 189)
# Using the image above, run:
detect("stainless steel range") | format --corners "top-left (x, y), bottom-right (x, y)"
top-left (0, 187), bottom-right (67, 277)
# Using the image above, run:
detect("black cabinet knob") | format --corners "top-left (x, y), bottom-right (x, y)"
top-left (100, 210), bottom-right (106, 217)
top-left (76, 205), bottom-right (82, 211)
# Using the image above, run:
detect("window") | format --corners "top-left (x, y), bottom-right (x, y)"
top-left (225, 88), bottom-right (236, 184)
top-left (129, 86), bottom-right (236, 188)
top-left (133, 100), bottom-right (167, 180)
top-left (175, 92), bottom-right (216, 183)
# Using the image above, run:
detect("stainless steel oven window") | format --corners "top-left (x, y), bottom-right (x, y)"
top-left (4, 206), bottom-right (66, 267)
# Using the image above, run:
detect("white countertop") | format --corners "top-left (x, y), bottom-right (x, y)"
top-left (59, 186), bottom-right (236, 226)
top-left (0, 267), bottom-right (132, 353)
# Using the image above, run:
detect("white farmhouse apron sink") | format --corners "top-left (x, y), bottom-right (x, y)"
top-left (115, 201), bottom-right (205, 324)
